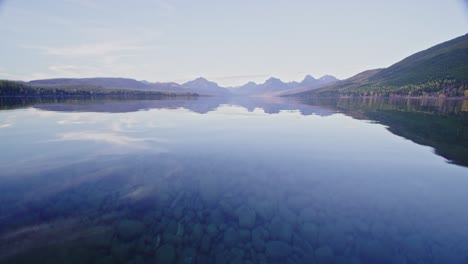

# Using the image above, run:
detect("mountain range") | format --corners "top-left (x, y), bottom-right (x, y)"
top-left (230, 75), bottom-right (338, 96)
top-left (2, 33), bottom-right (467, 98)
top-left (19, 74), bottom-right (339, 97)
top-left (286, 33), bottom-right (468, 97)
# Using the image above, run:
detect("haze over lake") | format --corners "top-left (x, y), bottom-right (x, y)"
top-left (1, 0), bottom-right (468, 263)
top-left (0, 97), bottom-right (467, 264)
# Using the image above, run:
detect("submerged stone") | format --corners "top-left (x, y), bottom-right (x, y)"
top-left (117, 220), bottom-right (145, 241)
top-left (299, 207), bottom-right (317, 222)
top-left (128, 255), bottom-right (145, 264)
top-left (229, 248), bottom-right (245, 264)
top-left (176, 223), bottom-right (184, 237)
top-left (156, 244), bottom-right (176, 263)
top-left (236, 206), bottom-right (256, 228)
top-left (166, 220), bottom-right (178, 235)
top-left (269, 216), bottom-right (293, 242)
top-left (215, 251), bottom-right (228, 264)
top-left (136, 234), bottom-right (155, 254)
top-left (205, 224), bottom-right (218, 237)
top-left (239, 229), bottom-right (251, 242)
top-left (252, 228), bottom-right (266, 252)
top-left (315, 246), bottom-right (334, 264)
top-left (209, 210), bottom-right (225, 226)
top-left (224, 227), bottom-right (239, 247)
top-left (254, 201), bottom-right (275, 221)
top-left (277, 205), bottom-right (298, 225)
top-left (219, 200), bottom-right (236, 218)
top-left (300, 222), bottom-right (318, 242)
top-left (173, 206), bottom-right (184, 220)
top-left (182, 247), bottom-right (197, 264)
top-left (286, 195), bottom-right (312, 212)
top-left (192, 223), bottom-right (203, 241)
top-left (360, 239), bottom-right (389, 263)
top-left (200, 234), bottom-right (211, 252)
top-left (265, 241), bottom-right (291, 258)
top-left (402, 234), bottom-right (426, 262)
top-left (111, 242), bottom-right (132, 262)
top-left (199, 177), bottom-right (220, 206)
top-left (95, 256), bottom-right (114, 264)
top-left (183, 209), bottom-right (196, 223)
top-left (84, 230), bottom-right (113, 249)
top-left (162, 230), bottom-right (176, 245)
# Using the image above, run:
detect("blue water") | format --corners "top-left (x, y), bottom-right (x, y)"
top-left (0, 97), bottom-right (467, 264)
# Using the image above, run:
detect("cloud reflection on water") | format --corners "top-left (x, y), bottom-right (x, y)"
top-left (57, 131), bottom-right (168, 150)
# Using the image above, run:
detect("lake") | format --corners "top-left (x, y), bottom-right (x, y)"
top-left (0, 96), bottom-right (467, 264)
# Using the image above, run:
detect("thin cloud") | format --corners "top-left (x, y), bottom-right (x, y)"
top-left (0, 66), bottom-right (24, 80)
top-left (28, 65), bottom-right (102, 80)
top-left (63, 0), bottom-right (99, 9)
top-left (28, 62), bottom-right (136, 80)
top-left (157, 0), bottom-right (175, 17)
top-left (21, 41), bottom-right (156, 80)
top-left (22, 42), bottom-right (158, 58)
top-left (49, 64), bottom-right (99, 75)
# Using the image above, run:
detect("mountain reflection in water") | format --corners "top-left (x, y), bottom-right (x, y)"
top-left (5, 96), bottom-right (466, 167)
top-left (0, 96), bottom-right (467, 264)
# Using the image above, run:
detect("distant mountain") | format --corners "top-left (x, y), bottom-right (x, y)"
top-left (287, 33), bottom-right (468, 97)
top-left (318, 75), bottom-right (340, 84)
top-left (16, 74), bottom-right (341, 97)
top-left (181, 77), bottom-right (230, 96)
top-left (299, 75), bottom-right (319, 87)
top-left (231, 75), bottom-right (339, 96)
top-left (27, 77), bottom-right (188, 93)
top-left (26, 77), bottom-right (231, 95)
top-left (287, 70), bottom-right (382, 97)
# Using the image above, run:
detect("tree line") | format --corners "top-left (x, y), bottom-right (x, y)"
top-left (0, 80), bottom-right (197, 97)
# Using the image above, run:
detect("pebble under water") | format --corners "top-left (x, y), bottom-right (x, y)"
top-left (0, 97), bottom-right (467, 264)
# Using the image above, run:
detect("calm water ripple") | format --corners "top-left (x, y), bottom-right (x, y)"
top-left (0, 97), bottom-right (467, 264)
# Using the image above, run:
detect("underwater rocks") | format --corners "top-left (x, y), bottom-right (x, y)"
top-left (191, 223), bottom-right (204, 241)
top-left (269, 216), bottom-right (293, 242)
top-left (236, 206), bottom-right (256, 228)
top-left (252, 227), bottom-right (267, 252)
top-left (155, 244), bottom-right (176, 263)
top-left (299, 207), bottom-right (317, 222)
top-left (173, 205), bottom-right (185, 220)
top-left (253, 200), bottom-right (275, 221)
top-left (116, 219), bottom-right (145, 241)
top-left (205, 223), bottom-right (218, 237)
top-left (198, 176), bottom-right (221, 206)
top-left (83, 227), bottom-right (113, 249)
top-left (315, 246), bottom-right (334, 264)
top-left (224, 227), bottom-right (240, 247)
top-left (200, 234), bottom-right (211, 252)
top-left (239, 229), bottom-right (251, 242)
top-left (300, 222), bottom-right (318, 242)
top-left (42, 173), bottom-right (458, 264)
top-left (265, 241), bottom-right (292, 258)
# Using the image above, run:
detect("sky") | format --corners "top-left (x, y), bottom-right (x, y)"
top-left (0, 0), bottom-right (467, 86)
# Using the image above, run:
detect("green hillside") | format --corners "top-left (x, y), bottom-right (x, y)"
top-left (289, 33), bottom-right (468, 97)
top-left (371, 33), bottom-right (468, 85)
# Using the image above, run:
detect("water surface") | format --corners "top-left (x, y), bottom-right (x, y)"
top-left (0, 97), bottom-right (467, 264)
